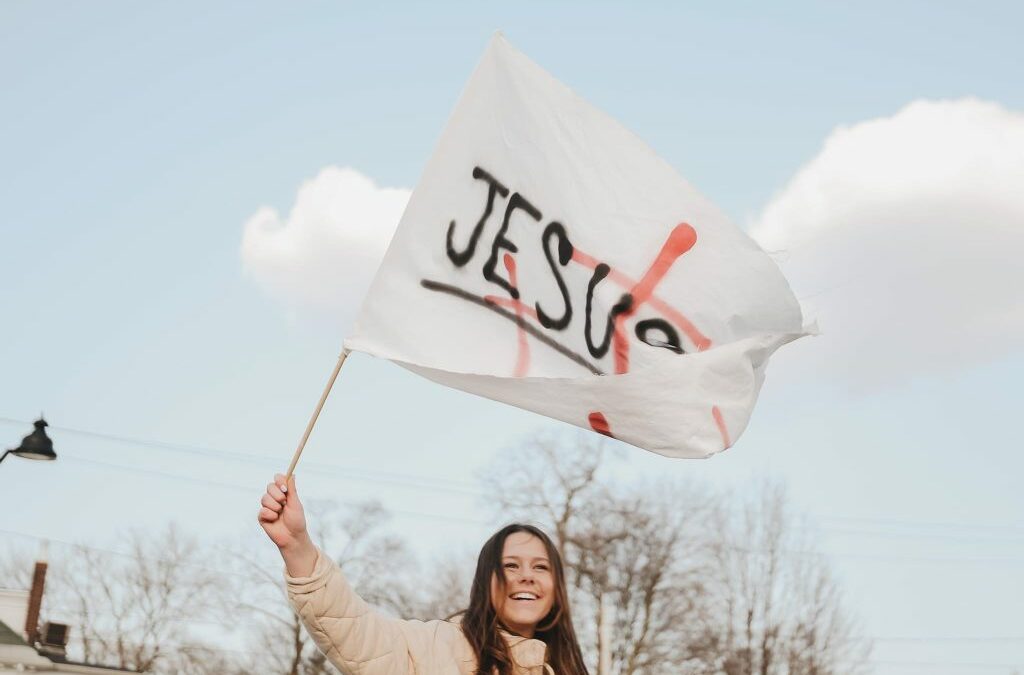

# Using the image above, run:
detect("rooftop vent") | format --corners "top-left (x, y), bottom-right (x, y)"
top-left (37, 621), bottom-right (69, 657)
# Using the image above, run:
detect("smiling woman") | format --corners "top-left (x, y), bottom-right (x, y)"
top-left (493, 531), bottom-right (557, 636)
top-left (259, 475), bottom-right (589, 675)
top-left (465, 524), bottom-right (588, 674)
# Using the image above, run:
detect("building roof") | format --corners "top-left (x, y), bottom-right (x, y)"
top-left (0, 618), bottom-right (28, 646)
top-left (0, 619), bottom-right (134, 673)
top-left (47, 650), bottom-right (138, 672)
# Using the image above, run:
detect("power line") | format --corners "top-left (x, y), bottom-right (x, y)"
top-left (816, 513), bottom-right (1024, 536)
top-left (6, 416), bottom-right (1024, 569)
top-left (0, 527), bottom-right (276, 583)
top-left (0, 415), bottom-right (481, 495)
top-left (5, 414), bottom-right (1022, 543)
top-left (9, 440), bottom-right (1024, 561)
top-left (867, 659), bottom-right (1023, 670)
top-left (872, 636), bottom-right (1024, 643)
top-left (68, 445), bottom-right (1024, 550)
top-left (6, 485), bottom-right (1024, 570)
top-left (58, 454), bottom-right (491, 527)
top-left (8, 460), bottom-right (1024, 565)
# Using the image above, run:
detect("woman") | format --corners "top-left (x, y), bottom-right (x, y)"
top-left (259, 474), bottom-right (590, 675)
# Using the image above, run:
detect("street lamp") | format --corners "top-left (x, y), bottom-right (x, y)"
top-left (0, 418), bottom-right (57, 464)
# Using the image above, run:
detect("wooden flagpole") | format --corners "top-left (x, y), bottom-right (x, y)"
top-left (284, 348), bottom-right (350, 480)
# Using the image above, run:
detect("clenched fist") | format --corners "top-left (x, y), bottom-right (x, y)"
top-left (258, 473), bottom-right (317, 576)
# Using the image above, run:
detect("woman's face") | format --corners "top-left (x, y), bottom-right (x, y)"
top-left (489, 531), bottom-right (556, 638)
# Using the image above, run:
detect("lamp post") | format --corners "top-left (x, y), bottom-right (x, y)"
top-left (0, 418), bottom-right (57, 464)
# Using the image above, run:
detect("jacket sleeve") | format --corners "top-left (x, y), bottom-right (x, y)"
top-left (285, 547), bottom-right (415, 675)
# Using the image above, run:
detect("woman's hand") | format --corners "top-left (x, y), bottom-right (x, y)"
top-left (259, 474), bottom-right (317, 576)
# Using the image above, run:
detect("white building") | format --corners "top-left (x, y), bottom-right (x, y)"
top-left (0, 587), bottom-right (133, 674)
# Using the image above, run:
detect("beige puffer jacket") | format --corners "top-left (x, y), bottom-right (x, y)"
top-left (286, 548), bottom-right (556, 675)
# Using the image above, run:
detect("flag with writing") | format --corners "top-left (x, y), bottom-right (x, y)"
top-left (345, 35), bottom-right (808, 458)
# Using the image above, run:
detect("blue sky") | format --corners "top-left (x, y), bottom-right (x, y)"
top-left (2, 2), bottom-right (1023, 673)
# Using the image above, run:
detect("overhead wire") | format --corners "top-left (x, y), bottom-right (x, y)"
top-left (3, 415), bottom-right (1023, 566)
top-left (5, 415), bottom-right (1022, 540)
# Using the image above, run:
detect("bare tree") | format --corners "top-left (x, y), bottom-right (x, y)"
top-left (3, 506), bottom-right (465, 675)
top-left (315, 500), bottom-right (420, 616)
top-left (0, 542), bottom-right (34, 589)
top-left (38, 524), bottom-right (226, 673)
top-left (484, 434), bottom-right (869, 675)
top-left (481, 431), bottom-right (606, 552)
top-left (1, 444), bottom-right (868, 675)
top-left (223, 547), bottom-right (323, 675)
top-left (224, 498), bottom-right (465, 675)
top-left (571, 483), bottom-right (720, 675)
top-left (158, 642), bottom-right (250, 675)
top-left (709, 481), bottom-right (870, 675)
top-left (484, 433), bottom-right (718, 674)
top-left (410, 551), bottom-right (474, 621)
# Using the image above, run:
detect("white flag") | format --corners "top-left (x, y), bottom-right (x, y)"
top-left (346, 35), bottom-right (808, 458)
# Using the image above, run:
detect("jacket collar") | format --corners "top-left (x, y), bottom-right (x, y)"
top-left (501, 629), bottom-right (548, 669)
top-left (448, 616), bottom-right (550, 671)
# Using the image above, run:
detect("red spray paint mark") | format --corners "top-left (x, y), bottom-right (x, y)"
top-left (712, 405), bottom-right (731, 449)
top-left (627, 223), bottom-right (698, 306)
top-left (612, 224), bottom-right (699, 373)
top-left (504, 253), bottom-right (531, 377)
top-left (483, 295), bottom-right (540, 321)
top-left (588, 411), bottom-right (614, 438)
top-left (571, 224), bottom-right (711, 367)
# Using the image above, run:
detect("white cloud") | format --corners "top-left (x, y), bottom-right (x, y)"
top-left (241, 166), bottom-right (410, 325)
top-left (751, 98), bottom-right (1024, 390)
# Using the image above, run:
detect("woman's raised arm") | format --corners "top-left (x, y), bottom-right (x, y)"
top-left (258, 474), bottom-right (452, 675)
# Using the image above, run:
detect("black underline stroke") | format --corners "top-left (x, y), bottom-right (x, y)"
top-left (420, 279), bottom-right (604, 376)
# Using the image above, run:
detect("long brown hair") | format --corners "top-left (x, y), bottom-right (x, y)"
top-left (459, 524), bottom-right (589, 675)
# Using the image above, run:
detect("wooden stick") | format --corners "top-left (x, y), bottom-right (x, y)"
top-left (285, 348), bottom-right (350, 480)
